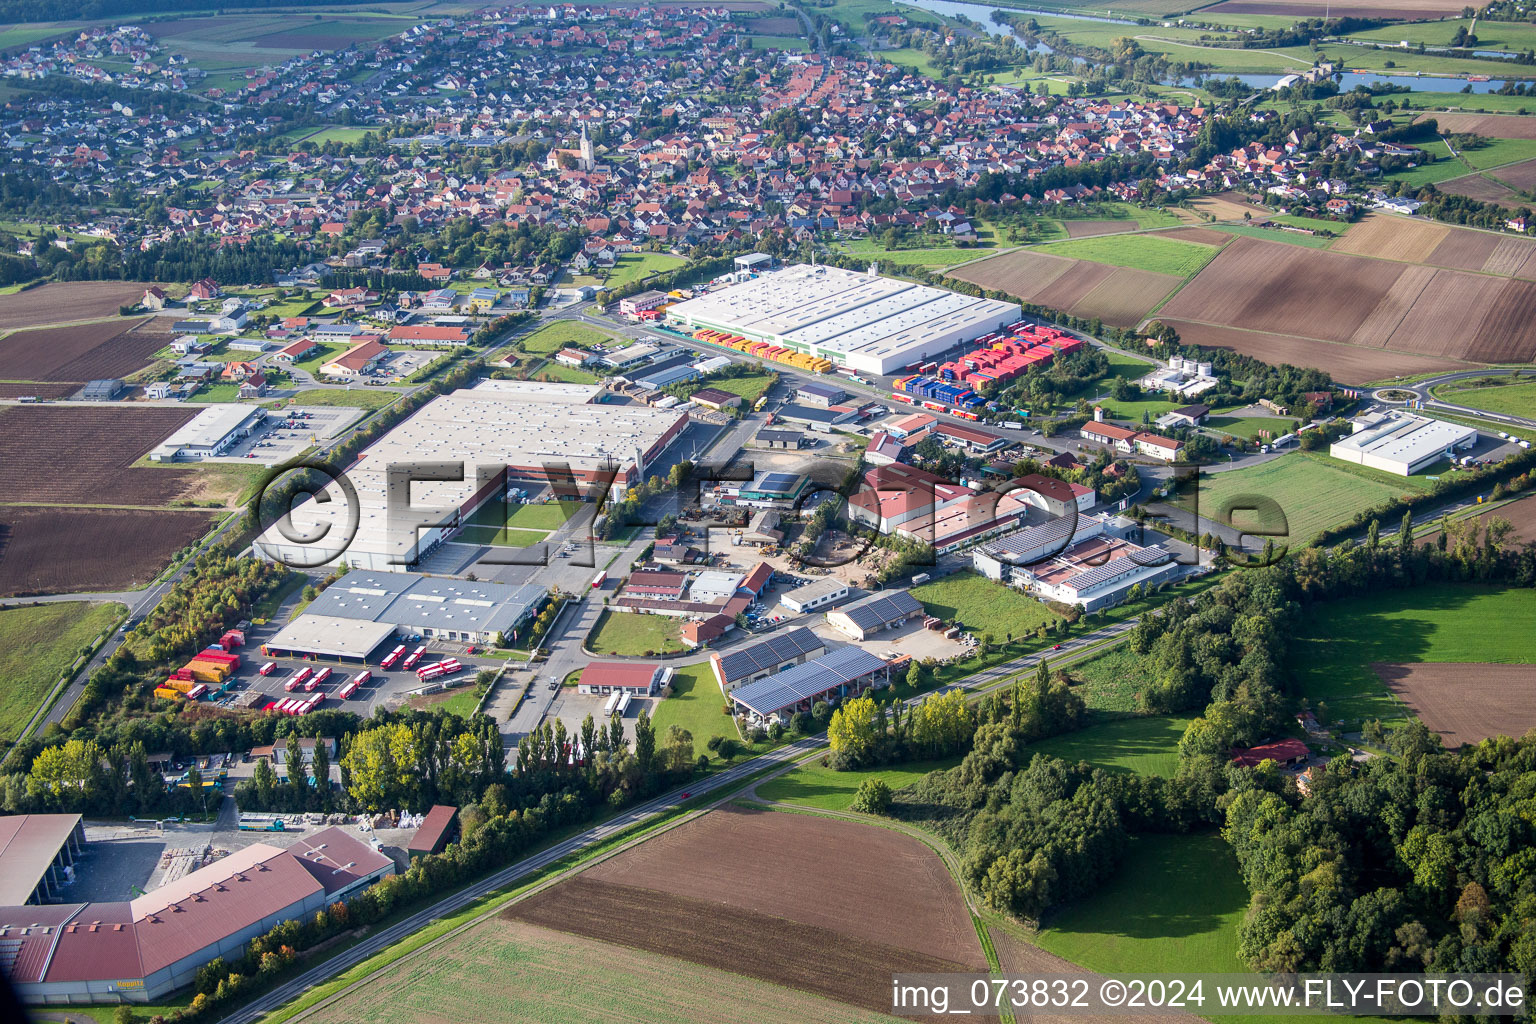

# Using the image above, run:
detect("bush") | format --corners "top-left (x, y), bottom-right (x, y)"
top-left (849, 777), bottom-right (893, 814)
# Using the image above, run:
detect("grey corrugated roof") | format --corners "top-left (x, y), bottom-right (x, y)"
top-left (834, 590), bottom-right (923, 632)
top-left (303, 570), bottom-right (544, 634)
top-left (715, 627), bottom-right (825, 684)
top-left (730, 646), bottom-right (889, 716)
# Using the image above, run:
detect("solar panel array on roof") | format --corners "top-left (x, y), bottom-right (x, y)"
top-left (715, 627), bottom-right (825, 684)
top-left (758, 472), bottom-right (800, 492)
top-left (836, 591), bottom-right (924, 632)
top-left (730, 646), bottom-right (889, 717)
top-left (1062, 554), bottom-right (1148, 593)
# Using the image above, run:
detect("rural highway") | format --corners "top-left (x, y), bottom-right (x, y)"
top-left (218, 618), bottom-right (1138, 1024)
top-left (1383, 368), bottom-right (1536, 432)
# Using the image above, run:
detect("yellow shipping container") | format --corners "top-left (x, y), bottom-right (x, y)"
top-left (154, 686), bottom-right (185, 701)
top-left (165, 678), bottom-right (199, 694)
top-left (185, 660), bottom-right (230, 683)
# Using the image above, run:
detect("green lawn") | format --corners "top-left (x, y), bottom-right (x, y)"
top-left (1036, 832), bottom-right (1248, 974)
top-left (1210, 223), bottom-right (1337, 249)
top-left (1204, 415), bottom-right (1296, 439)
top-left (1094, 394), bottom-right (1186, 421)
top-left (191, 383), bottom-right (242, 403)
top-left (0, 602), bottom-right (124, 744)
top-left (528, 363), bottom-right (599, 384)
top-left (1032, 234), bottom-right (1219, 278)
top-left (1435, 378), bottom-right (1536, 418)
top-left (518, 321), bottom-right (616, 355)
top-left (1292, 584), bottom-right (1536, 726)
top-left (303, 126), bottom-right (375, 145)
top-left (1344, 17), bottom-right (1536, 52)
top-left (837, 238), bottom-right (991, 267)
top-left (911, 571), bottom-right (1060, 638)
top-left (1028, 714), bottom-right (1191, 778)
top-left (587, 609), bottom-right (684, 656)
top-left (699, 373), bottom-right (776, 404)
top-left (1460, 137), bottom-right (1536, 171)
top-left (269, 389), bottom-right (398, 411)
top-left (751, 34), bottom-right (812, 52)
top-left (292, 341), bottom-right (350, 374)
top-left (754, 756), bottom-right (962, 810)
top-left (600, 252), bottom-right (688, 290)
top-left (1172, 452), bottom-right (1422, 545)
top-left (1268, 214), bottom-right (1347, 234)
top-left (459, 501), bottom-right (570, 546)
top-left (649, 662), bottom-right (739, 747)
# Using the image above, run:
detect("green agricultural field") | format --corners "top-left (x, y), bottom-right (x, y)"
top-left (1434, 379), bottom-right (1536, 418)
top-left (698, 373), bottom-right (776, 404)
top-left (1027, 714), bottom-right (1191, 778)
top-left (292, 341), bottom-right (350, 374)
top-left (0, 602), bottom-right (123, 743)
top-left (1268, 214), bottom-right (1348, 234)
top-left (1344, 17), bottom-right (1536, 53)
top-left (911, 571), bottom-right (1060, 638)
top-left (1204, 415), bottom-right (1296, 439)
top-left (1384, 143), bottom-right (1471, 188)
top-left (837, 238), bottom-right (993, 267)
top-left (518, 321), bottom-right (616, 354)
top-left (751, 34), bottom-right (812, 51)
top-left (268, 389), bottom-right (398, 411)
top-left (303, 126), bottom-right (376, 145)
top-left (754, 756), bottom-right (964, 810)
top-left (1400, 92), bottom-right (1536, 114)
top-left (1035, 832), bottom-right (1248, 975)
top-left (1210, 223), bottom-right (1338, 249)
top-left (649, 662), bottom-right (740, 748)
top-left (1032, 234), bottom-right (1219, 278)
top-left (1460, 137), bottom-right (1536, 171)
top-left (1172, 453), bottom-right (1420, 545)
top-left (600, 252), bottom-right (688, 289)
top-left (1066, 645), bottom-right (1157, 714)
top-left (587, 610), bottom-right (684, 656)
top-left (1292, 584), bottom-right (1536, 724)
top-left (527, 362), bottom-right (599, 384)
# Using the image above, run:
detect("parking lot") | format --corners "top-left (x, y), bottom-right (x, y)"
top-left (214, 405), bottom-right (363, 464)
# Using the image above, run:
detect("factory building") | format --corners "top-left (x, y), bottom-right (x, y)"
top-left (149, 405), bottom-right (265, 462)
top-left (665, 264), bottom-right (1020, 376)
top-left (253, 381), bottom-right (687, 570)
top-left (1330, 411), bottom-right (1477, 476)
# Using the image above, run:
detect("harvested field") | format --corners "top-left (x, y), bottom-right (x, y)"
top-left (1187, 192), bottom-right (1272, 222)
top-left (0, 282), bottom-right (155, 330)
top-left (506, 876), bottom-right (971, 1018)
top-left (750, 16), bottom-right (802, 33)
top-left (1161, 226), bottom-right (1232, 246)
top-left (1461, 278), bottom-right (1536, 362)
top-left (1160, 320), bottom-right (1467, 384)
top-left (1439, 173), bottom-right (1525, 208)
top-left (583, 805), bottom-right (982, 966)
top-left (1415, 112), bottom-right (1536, 139)
top-left (1347, 265), bottom-right (1436, 349)
top-left (0, 405), bottom-right (198, 506)
top-left (1331, 212), bottom-right (1449, 264)
top-left (1425, 228), bottom-right (1501, 271)
top-left (1032, 262), bottom-right (1116, 311)
top-left (1374, 662), bottom-right (1536, 747)
top-left (0, 317), bottom-right (162, 382)
top-left (306, 917), bottom-right (903, 1024)
top-left (0, 507), bottom-right (213, 596)
top-left (988, 927), bottom-right (1195, 1024)
top-left (1384, 270), bottom-right (1504, 357)
top-left (1070, 268), bottom-right (1183, 327)
top-left (1158, 236), bottom-right (1404, 344)
top-left (1063, 219), bottom-right (1136, 238)
top-left (1483, 237), bottom-right (1536, 277)
top-left (1421, 493), bottom-right (1536, 549)
top-left (1206, 0), bottom-right (1462, 15)
top-left (1490, 156), bottom-right (1536, 192)
top-left (947, 249), bottom-right (1074, 296)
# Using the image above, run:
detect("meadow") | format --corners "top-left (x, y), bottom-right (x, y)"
top-left (1026, 714), bottom-right (1192, 778)
top-left (587, 609), bottom-right (685, 656)
top-left (649, 662), bottom-right (740, 746)
top-left (1031, 234), bottom-right (1220, 278)
top-left (754, 756), bottom-right (964, 810)
top-left (0, 602), bottom-right (123, 743)
top-left (1435, 378), bottom-right (1536, 418)
top-left (911, 571), bottom-right (1060, 638)
top-left (517, 321), bottom-right (615, 354)
top-left (1291, 584), bottom-right (1536, 724)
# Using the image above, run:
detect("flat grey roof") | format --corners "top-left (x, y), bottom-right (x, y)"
top-left (265, 614), bottom-right (398, 659)
top-left (304, 570), bottom-right (546, 636)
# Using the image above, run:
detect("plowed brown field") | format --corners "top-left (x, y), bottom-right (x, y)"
top-left (1033, 262), bottom-right (1116, 311)
top-left (0, 317), bottom-right (163, 382)
top-left (1462, 278), bottom-right (1536, 362)
top-left (0, 382), bottom-right (80, 400)
top-left (1385, 270), bottom-right (1504, 357)
top-left (1064, 219), bottom-right (1135, 238)
top-left (0, 507), bottom-right (213, 596)
top-left (0, 405), bottom-right (198, 505)
top-left (949, 249), bottom-right (1074, 296)
top-left (1415, 112), bottom-right (1536, 139)
top-left (1374, 662), bottom-right (1536, 747)
top-left (1072, 268), bottom-right (1182, 327)
top-left (1490, 156), bottom-right (1536, 192)
top-left (0, 282), bottom-right (157, 330)
top-left (1160, 320), bottom-right (1467, 384)
top-left (584, 805), bottom-right (981, 965)
top-left (1162, 227), bottom-right (1232, 246)
top-left (1425, 228), bottom-right (1501, 272)
top-left (1439, 173), bottom-right (1525, 208)
top-left (1348, 265), bottom-right (1436, 349)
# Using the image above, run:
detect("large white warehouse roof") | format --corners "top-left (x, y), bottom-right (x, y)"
top-left (1330, 411), bottom-right (1477, 476)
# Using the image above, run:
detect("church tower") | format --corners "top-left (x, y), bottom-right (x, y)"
top-left (579, 126), bottom-right (594, 171)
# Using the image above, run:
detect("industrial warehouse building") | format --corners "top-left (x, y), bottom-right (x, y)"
top-left (728, 646), bottom-right (893, 723)
top-left (972, 515), bottom-right (1180, 611)
top-left (0, 814), bottom-right (86, 906)
top-left (780, 577), bottom-right (850, 613)
top-left (710, 627), bottom-right (827, 694)
top-left (577, 661), bottom-right (669, 696)
top-left (264, 570), bottom-right (546, 659)
top-left (0, 827), bottom-right (393, 1005)
top-left (1330, 411), bottom-right (1477, 476)
top-left (253, 381), bottom-right (688, 570)
top-left (825, 591), bottom-right (925, 641)
top-left (149, 405), bottom-right (265, 461)
top-left (665, 264), bottom-right (1020, 375)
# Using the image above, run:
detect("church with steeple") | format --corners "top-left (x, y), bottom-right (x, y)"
top-left (545, 126), bottom-right (595, 172)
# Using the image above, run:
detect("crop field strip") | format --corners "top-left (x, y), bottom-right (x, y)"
top-left (1373, 662), bottom-right (1536, 748)
top-left (0, 281), bottom-right (156, 330)
top-left (1205, 0), bottom-right (1464, 16)
top-left (0, 506), bottom-right (215, 597)
top-left (0, 405), bottom-right (200, 506)
top-left (1414, 112), bottom-right (1536, 140)
top-left (0, 317), bottom-right (168, 382)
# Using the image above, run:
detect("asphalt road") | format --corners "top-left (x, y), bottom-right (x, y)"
top-left (1384, 368), bottom-right (1536, 432)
